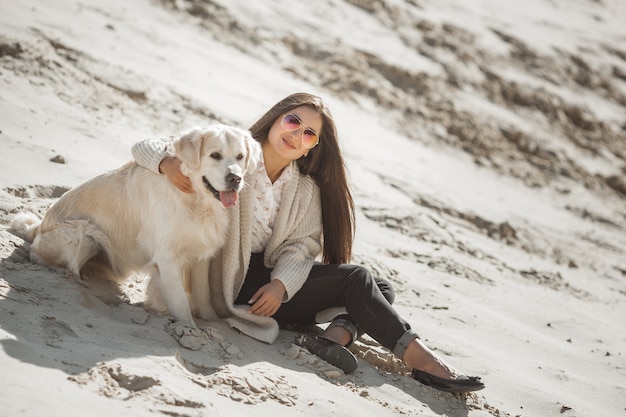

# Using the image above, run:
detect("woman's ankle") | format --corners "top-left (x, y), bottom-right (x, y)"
top-left (403, 338), bottom-right (460, 379)
top-left (322, 326), bottom-right (352, 346)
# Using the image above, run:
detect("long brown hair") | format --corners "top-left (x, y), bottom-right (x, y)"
top-left (249, 92), bottom-right (355, 264)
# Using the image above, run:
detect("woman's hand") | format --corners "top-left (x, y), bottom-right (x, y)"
top-left (159, 156), bottom-right (194, 193)
top-left (248, 280), bottom-right (286, 317)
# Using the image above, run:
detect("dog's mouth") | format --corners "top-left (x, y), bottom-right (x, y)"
top-left (202, 176), bottom-right (238, 208)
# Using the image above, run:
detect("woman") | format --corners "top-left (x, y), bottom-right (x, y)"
top-left (131, 93), bottom-right (484, 393)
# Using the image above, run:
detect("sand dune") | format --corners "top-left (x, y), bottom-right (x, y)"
top-left (1, 1), bottom-right (625, 416)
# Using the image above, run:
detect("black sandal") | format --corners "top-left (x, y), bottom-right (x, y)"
top-left (412, 369), bottom-right (485, 393)
top-left (295, 333), bottom-right (358, 374)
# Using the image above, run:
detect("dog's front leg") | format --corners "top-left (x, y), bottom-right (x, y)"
top-left (148, 260), bottom-right (197, 328)
top-left (144, 263), bottom-right (168, 314)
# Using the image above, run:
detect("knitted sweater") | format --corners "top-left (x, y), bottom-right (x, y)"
top-left (131, 139), bottom-right (323, 343)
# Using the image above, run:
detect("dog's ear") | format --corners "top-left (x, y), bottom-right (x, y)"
top-left (173, 127), bottom-right (206, 171)
top-left (243, 133), bottom-right (262, 174)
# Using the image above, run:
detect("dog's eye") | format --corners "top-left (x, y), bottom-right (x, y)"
top-left (236, 153), bottom-right (244, 161)
top-left (210, 152), bottom-right (223, 161)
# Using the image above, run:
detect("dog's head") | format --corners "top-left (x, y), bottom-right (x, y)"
top-left (173, 125), bottom-right (261, 208)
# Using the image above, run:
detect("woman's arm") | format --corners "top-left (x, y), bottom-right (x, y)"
top-left (266, 177), bottom-right (323, 301)
top-left (245, 175), bottom-right (322, 317)
top-left (131, 138), bottom-right (170, 173)
top-left (131, 139), bottom-right (193, 193)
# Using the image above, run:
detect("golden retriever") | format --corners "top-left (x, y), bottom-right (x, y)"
top-left (11, 125), bottom-right (260, 326)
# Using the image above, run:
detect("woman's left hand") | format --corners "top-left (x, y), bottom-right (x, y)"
top-left (248, 280), bottom-right (286, 316)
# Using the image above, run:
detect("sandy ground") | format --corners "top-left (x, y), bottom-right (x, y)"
top-left (1, 0), bottom-right (625, 416)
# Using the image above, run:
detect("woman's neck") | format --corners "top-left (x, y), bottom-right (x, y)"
top-left (262, 143), bottom-right (291, 183)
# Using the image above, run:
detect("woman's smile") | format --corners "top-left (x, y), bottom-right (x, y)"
top-left (282, 136), bottom-right (297, 150)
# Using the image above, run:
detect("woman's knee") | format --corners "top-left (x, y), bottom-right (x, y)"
top-left (346, 265), bottom-right (373, 286)
top-left (348, 265), bottom-right (395, 304)
top-left (375, 277), bottom-right (395, 305)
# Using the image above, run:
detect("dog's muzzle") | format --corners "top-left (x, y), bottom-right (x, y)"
top-left (202, 175), bottom-right (241, 208)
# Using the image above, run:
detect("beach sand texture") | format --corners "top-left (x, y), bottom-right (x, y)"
top-left (1, 1), bottom-right (625, 416)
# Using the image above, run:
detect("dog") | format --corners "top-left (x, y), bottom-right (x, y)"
top-left (10, 124), bottom-right (261, 326)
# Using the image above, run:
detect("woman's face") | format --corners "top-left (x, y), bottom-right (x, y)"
top-left (264, 105), bottom-right (323, 162)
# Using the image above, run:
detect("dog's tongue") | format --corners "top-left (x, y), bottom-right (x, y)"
top-left (219, 191), bottom-right (238, 208)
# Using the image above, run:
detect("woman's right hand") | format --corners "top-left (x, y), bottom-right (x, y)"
top-left (159, 156), bottom-right (194, 193)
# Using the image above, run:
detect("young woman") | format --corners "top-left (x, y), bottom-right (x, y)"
top-left (131, 92), bottom-right (484, 393)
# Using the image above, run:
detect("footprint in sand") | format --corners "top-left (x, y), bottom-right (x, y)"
top-left (166, 321), bottom-right (242, 359)
top-left (41, 315), bottom-right (78, 348)
top-left (69, 362), bottom-right (204, 408)
top-left (202, 364), bottom-right (298, 406)
top-left (69, 362), bottom-right (159, 398)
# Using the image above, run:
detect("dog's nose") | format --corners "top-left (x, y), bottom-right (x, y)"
top-left (226, 173), bottom-right (242, 189)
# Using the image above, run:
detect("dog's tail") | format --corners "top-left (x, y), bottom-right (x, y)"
top-left (10, 212), bottom-right (42, 242)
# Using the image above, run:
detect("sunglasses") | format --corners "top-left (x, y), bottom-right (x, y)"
top-left (280, 113), bottom-right (320, 149)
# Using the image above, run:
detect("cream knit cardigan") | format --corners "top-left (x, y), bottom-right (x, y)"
top-left (132, 139), bottom-right (323, 343)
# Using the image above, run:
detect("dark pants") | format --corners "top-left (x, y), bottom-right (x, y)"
top-left (235, 253), bottom-right (416, 354)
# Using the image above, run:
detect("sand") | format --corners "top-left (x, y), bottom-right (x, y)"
top-left (1, 0), bottom-right (625, 416)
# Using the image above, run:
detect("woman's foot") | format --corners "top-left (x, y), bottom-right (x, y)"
top-left (404, 338), bottom-right (484, 393)
top-left (295, 333), bottom-right (358, 374)
top-left (412, 369), bottom-right (484, 393)
top-left (321, 323), bottom-right (352, 346)
top-left (404, 338), bottom-right (461, 378)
